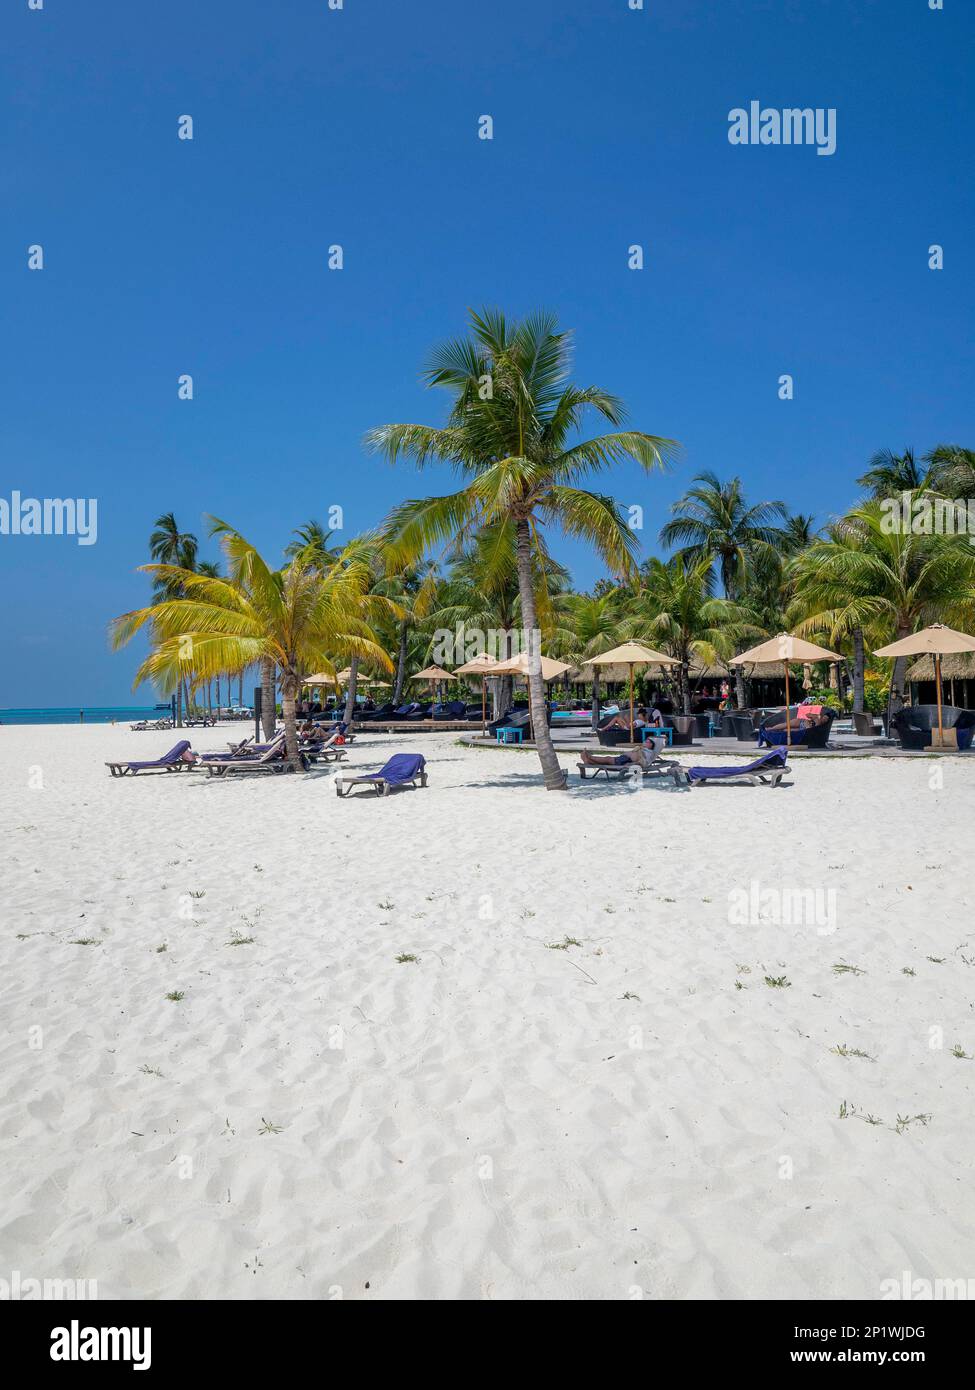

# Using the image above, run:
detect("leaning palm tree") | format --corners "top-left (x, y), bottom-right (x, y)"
top-left (367, 307), bottom-right (677, 789)
top-left (660, 472), bottom-right (787, 601)
top-left (111, 522), bottom-right (394, 770)
top-left (787, 500), bottom-right (975, 709)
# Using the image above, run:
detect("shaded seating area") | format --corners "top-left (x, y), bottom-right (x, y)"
top-left (891, 705), bottom-right (975, 751)
top-left (757, 707), bottom-right (836, 749)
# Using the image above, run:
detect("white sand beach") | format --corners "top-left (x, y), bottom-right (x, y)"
top-left (2, 723), bottom-right (974, 1301)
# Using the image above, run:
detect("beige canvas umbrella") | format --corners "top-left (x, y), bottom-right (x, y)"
top-left (487, 651), bottom-right (572, 682)
top-left (453, 652), bottom-right (503, 729)
top-left (730, 633), bottom-right (843, 745)
top-left (874, 624), bottom-right (975, 746)
top-left (588, 641), bottom-right (679, 741)
top-left (488, 651), bottom-right (572, 740)
top-left (411, 664), bottom-right (455, 705)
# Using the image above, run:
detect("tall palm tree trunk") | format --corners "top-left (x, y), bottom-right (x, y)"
top-left (280, 676), bottom-right (303, 771)
top-left (260, 659), bottom-right (276, 740)
top-left (590, 673), bottom-right (600, 731)
top-left (514, 519), bottom-right (566, 790)
top-left (392, 623), bottom-right (408, 705)
top-left (852, 629), bottom-right (865, 714)
top-left (343, 656), bottom-right (360, 726)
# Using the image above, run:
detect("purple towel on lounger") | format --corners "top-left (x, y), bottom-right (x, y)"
top-left (127, 739), bottom-right (192, 770)
top-left (360, 753), bottom-right (425, 785)
top-left (686, 748), bottom-right (787, 781)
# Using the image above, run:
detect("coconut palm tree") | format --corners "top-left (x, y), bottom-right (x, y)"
top-left (631, 556), bottom-right (757, 712)
top-left (787, 501), bottom-right (975, 710)
top-left (660, 473), bottom-right (788, 601)
top-left (367, 307), bottom-right (677, 789)
top-left (111, 522), bottom-right (394, 770)
top-left (857, 448), bottom-right (925, 498)
top-left (563, 588), bottom-right (631, 726)
top-left (284, 519), bottom-right (341, 569)
top-left (148, 513), bottom-right (199, 724)
top-left (925, 444), bottom-right (975, 500)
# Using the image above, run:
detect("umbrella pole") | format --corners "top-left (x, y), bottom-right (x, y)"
top-left (935, 653), bottom-right (944, 746)
top-left (784, 662), bottom-right (791, 746)
top-left (629, 664), bottom-right (634, 742)
top-left (481, 678), bottom-right (486, 735)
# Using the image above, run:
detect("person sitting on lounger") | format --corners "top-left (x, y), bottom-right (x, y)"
top-left (299, 721), bottom-right (327, 742)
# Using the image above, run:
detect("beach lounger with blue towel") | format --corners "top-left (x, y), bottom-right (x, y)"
top-left (335, 753), bottom-right (427, 798)
top-left (684, 747), bottom-right (790, 787)
top-left (106, 740), bottom-right (194, 777)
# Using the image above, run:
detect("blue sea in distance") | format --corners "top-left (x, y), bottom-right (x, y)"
top-left (0, 707), bottom-right (170, 726)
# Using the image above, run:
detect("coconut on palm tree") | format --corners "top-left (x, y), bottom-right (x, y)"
top-left (367, 308), bottom-right (677, 789)
top-left (112, 521), bottom-right (395, 769)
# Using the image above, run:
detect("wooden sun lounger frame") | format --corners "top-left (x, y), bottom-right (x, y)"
top-left (576, 756), bottom-right (685, 787)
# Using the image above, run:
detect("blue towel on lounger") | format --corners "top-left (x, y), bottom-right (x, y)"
top-left (360, 754), bottom-right (425, 785)
top-left (686, 748), bottom-right (787, 781)
top-left (126, 739), bottom-right (192, 770)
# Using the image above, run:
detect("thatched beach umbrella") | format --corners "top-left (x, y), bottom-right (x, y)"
top-left (730, 633), bottom-right (843, 745)
top-left (453, 652), bottom-right (502, 730)
top-left (587, 641), bottom-right (679, 741)
top-left (874, 624), bottom-right (975, 746)
top-left (412, 664), bottom-right (455, 703)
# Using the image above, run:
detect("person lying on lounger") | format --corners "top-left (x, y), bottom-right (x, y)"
top-left (580, 745), bottom-right (659, 770)
top-left (764, 708), bottom-right (828, 732)
top-left (299, 721), bottom-right (328, 742)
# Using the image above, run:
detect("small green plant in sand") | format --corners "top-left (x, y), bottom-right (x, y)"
top-left (895, 1113), bottom-right (932, 1134)
top-left (736, 964), bottom-right (752, 975)
top-left (546, 936), bottom-right (582, 951)
top-left (764, 975), bottom-right (791, 989)
top-left (901, 966), bottom-right (915, 976)
top-left (189, 890), bottom-right (206, 899)
top-left (155, 943), bottom-right (168, 953)
top-left (621, 991), bottom-right (641, 1001)
top-left (927, 956), bottom-right (945, 965)
top-left (378, 900), bottom-right (395, 911)
top-left (226, 931), bottom-right (255, 947)
top-left (395, 952), bottom-right (419, 964)
top-left (832, 962), bottom-right (866, 976)
top-left (830, 1043), bottom-right (875, 1061)
top-left (950, 1044), bottom-right (973, 1060)
top-left (70, 937), bottom-right (100, 946)
top-left (165, 990), bottom-right (185, 1002)
top-left (139, 1064), bottom-right (163, 1078)
top-left (258, 1118), bottom-right (283, 1135)
top-left (734, 980), bottom-right (745, 991)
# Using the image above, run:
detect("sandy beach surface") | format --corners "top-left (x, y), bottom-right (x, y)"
top-left (1, 722), bottom-right (973, 1301)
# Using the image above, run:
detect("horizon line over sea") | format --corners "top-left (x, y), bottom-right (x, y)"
top-left (0, 706), bottom-right (171, 726)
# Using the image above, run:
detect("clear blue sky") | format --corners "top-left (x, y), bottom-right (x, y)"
top-left (2, 0), bottom-right (972, 705)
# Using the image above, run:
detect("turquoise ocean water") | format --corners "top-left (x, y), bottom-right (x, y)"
top-left (0, 707), bottom-right (170, 726)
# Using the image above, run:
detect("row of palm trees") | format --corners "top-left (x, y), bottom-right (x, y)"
top-left (112, 309), bottom-right (975, 787)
